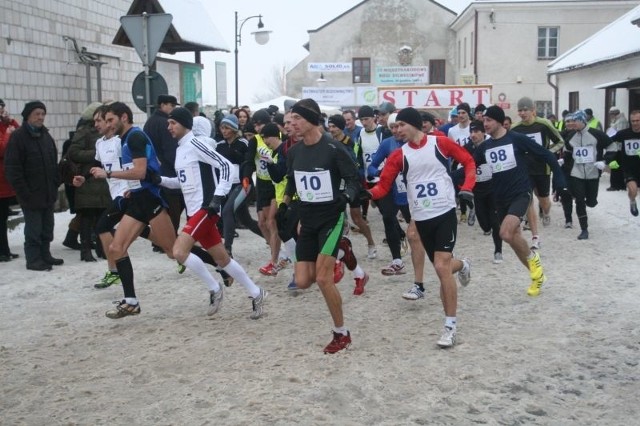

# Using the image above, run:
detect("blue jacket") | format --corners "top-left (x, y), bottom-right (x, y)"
top-left (367, 135), bottom-right (407, 205)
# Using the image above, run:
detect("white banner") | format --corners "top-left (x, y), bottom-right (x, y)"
top-left (302, 87), bottom-right (355, 106)
top-left (307, 63), bottom-right (352, 73)
top-left (355, 86), bottom-right (378, 106)
top-left (376, 66), bottom-right (429, 85)
top-left (378, 85), bottom-right (492, 109)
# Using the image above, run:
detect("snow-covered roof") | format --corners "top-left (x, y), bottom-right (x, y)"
top-left (547, 4), bottom-right (640, 74)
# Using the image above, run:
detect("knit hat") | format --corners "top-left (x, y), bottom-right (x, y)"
top-left (261, 122), bottom-right (281, 138)
top-left (483, 105), bottom-right (505, 123)
top-left (252, 109), bottom-right (272, 125)
top-left (387, 113), bottom-right (398, 126)
top-left (571, 110), bottom-right (588, 124)
top-left (396, 107), bottom-right (423, 130)
top-left (609, 106), bottom-right (620, 114)
top-left (168, 107), bottom-right (193, 130)
top-left (243, 121), bottom-right (256, 135)
top-left (273, 113), bottom-right (285, 127)
top-left (81, 102), bottom-right (103, 121)
top-left (469, 120), bottom-right (484, 132)
top-left (449, 107), bottom-right (459, 117)
top-left (291, 98), bottom-right (321, 125)
top-left (157, 94), bottom-right (179, 106)
top-left (474, 103), bottom-right (486, 113)
top-left (358, 105), bottom-right (375, 118)
top-left (220, 114), bottom-right (239, 130)
top-left (456, 103), bottom-right (471, 114)
top-left (192, 116), bottom-right (212, 137)
top-left (328, 114), bottom-right (346, 130)
top-left (420, 111), bottom-right (435, 126)
top-left (21, 100), bottom-right (47, 119)
top-left (517, 97), bottom-right (534, 111)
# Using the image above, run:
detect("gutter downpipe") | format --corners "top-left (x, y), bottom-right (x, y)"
top-left (547, 73), bottom-right (559, 117)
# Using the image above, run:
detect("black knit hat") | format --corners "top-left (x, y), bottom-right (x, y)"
top-left (22, 100), bottom-right (46, 119)
top-left (483, 105), bottom-right (505, 124)
top-left (252, 109), bottom-right (272, 125)
top-left (291, 98), bottom-right (321, 125)
top-left (168, 107), bottom-right (193, 130)
top-left (396, 107), bottom-right (423, 130)
top-left (261, 122), bottom-right (280, 138)
top-left (328, 114), bottom-right (346, 130)
top-left (358, 105), bottom-right (375, 118)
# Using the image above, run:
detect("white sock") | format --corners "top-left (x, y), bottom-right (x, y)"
top-left (283, 238), bottom-right (297, 262)
top-left (223, 258), bottom-right (260, 298)
top-left (337, 248), bottom-right (345, 260)
top-left (184, 253), bottom-right (220, 292)
top-left (125, 297), bottom-right (138, 305)
top-left (353, 265), bottom-right (365, 279)
top-left (333, 325), bottom-right (348, 336)
top-left (445, 316), bottom-right (457, 330)
top-left (393, 258), bottom-right (403, 265)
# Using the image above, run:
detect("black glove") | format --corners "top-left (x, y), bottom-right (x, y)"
top-left (335, 193), bottom-right (349, 212)
top-left (458, 190), bottom-right (474, 210)
top-left (207, 195), bottom-right (226, 217)
top-left (276, 203), bottom-right (289, 229)
top-left (359, 188), bottom-right (372, 201)
top-left (145, 170), bottom-right (162, 186)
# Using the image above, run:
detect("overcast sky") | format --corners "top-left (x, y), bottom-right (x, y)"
top-left (189, 0), bottom-right (470, 106)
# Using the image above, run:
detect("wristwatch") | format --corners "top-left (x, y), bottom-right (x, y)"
top-left (106, 170), bottom-right (112, 179)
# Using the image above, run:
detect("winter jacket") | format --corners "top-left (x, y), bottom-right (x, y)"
top-left (0, 118), bottom-right (19, 198)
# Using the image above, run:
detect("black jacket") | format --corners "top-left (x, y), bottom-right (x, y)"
top-left (4, 122), bottom-right (59, 209)
top-left (143, 110), bottom-right (177, 177)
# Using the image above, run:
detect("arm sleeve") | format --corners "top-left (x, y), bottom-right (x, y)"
top-left (369, 149), bottom-right (403, 200)
top-left (3, 135), bottom-right (28, 199)
top-left (546, 121), bottom-right (565, 154)
top-left (266, 147), bottom-right (287, 183)
top-left (241, 138), bottom-right (257, 179)
top-left (437, 137), bottom-right (476, 192)
top-left (336, 143), bottom-right (360, 202)
top-left (284, 146), bottom-right (297, 199)
top-left (367, 139), bottom-right (389, 177)
top-left (159, 176), bottom-right (181, 189)
top-left (192, 139), bottom-right (233, 197)
top-left (520, 135), bottom-right (567, 189)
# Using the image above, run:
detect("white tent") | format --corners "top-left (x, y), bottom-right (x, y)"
top-left (248, 96), bottom-right (341, 115)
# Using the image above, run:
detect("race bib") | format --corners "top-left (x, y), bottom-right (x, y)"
top-left (409, 178), bottom-right (448, 212)
top-left (476, 163), bottom-right (493, 183)
top-left (294, 170), bottom-right (333, 202)
top-left (395, 174), bottom-right (407, 194)
top-left (177, 167), bottom-right (197, 193)
top-left (624, 139), bottom-right (640, 156)
top-left (485, 144), bottom-right (517, 173)
top-left (525, 132), bottom-right (543, 146)
top-left (573, 146), bottom-right (595, 164)
top-left (122, 162), bottom-right (142, 190)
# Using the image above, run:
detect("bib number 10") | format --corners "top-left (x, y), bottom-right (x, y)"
top-left (416, 182), bottom-right (438, 197)
top-left (300, 175), bottom-right (322, 191)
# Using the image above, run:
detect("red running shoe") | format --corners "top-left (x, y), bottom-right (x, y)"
top-left (339, 237), bottom-right (357, 270)
top-left (259, 262), bottom-right (278, 276)
top-left (323, 331), bottom-right (351, 354)
top-left (333, 261), bottom-right (345, 284)
top-left (353, 273), bottom-right (369, 295)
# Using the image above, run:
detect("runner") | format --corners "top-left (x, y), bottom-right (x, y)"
top-left (611, 110), bottom-right (640, 217)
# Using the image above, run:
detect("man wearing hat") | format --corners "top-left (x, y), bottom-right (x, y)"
top-left (281, 98), bottom-right (361, 354)
top-left (374, 101), bottom-right (396, 140)
top-left (475, 105), bottom-right (568, 297)
top-left (143, 94), bottom-right (184, 253)
top-left (365, 107), bottom-right (475, 348)
top-left (5, 100), bottom-right (63, 271)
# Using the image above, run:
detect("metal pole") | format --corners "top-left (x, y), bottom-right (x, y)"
top-left (96, 63), bottom-right (103, 102)
top-left (85, 63), bottom-right (92, 103)
top-left (142, 12), bottom-right (152, 118)
top-left (234, 11), bottom-right (239, 107)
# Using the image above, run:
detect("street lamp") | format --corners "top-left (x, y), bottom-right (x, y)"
top-left (234, 11), bottom-right (272, 107)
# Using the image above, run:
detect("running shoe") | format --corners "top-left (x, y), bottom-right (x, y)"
top-left (542, 215), bottom-right (551, 227)
top-left (287, 274), bottom-right (297, 291)
top-left (258, 262), bottom-right (279, 276)
top-left (437, 326), bottom-right (456, 348)
top-left (400, 237), bottom-right (409, 257)
top-left (381, 261), bottom-right (406, 276)
top-left (323, 331), bottom-right (351, 354)
top-left (493, 252), bottom-right (503, 264)
top-left (353, 273), bottom-right (369, 296)
top-left (530, 236), bottom-right (541, 250)
top-left (223, 276), bottom-right (234, 287)
top-left (527, 251), bottom-right (544, 280)
top-left (564, 222), bottom-right (573, 229)
top-left (277, 257), bottom-right (291, 270)
top-left (402, 285), bottom-right (424, 300)
top-left (105, 300), bottom-right (140, 319)
top-left (339, 237), bottom-right (357, 270)
top-left (459, 213), bottom-right (467, 224)
top-left (367, 245), bottom-right (378, 259)
top-left (333, 261), bottom-right (345, 283)
top-left (483, 231), bottom-right (491, 236)
top-left (577, 230), bottom-right (589, 240)
top-left (250, 288), bottom-right (267, 320)
top-left (631, 201), bottom-right (639, 217)
top-left (527, 273), bottom-right (547, 297)
top-left (94, 271), bottom-right (121, 289)
top-left (457, 258), bottom-right (471, 287)
top-left (467, 208), bottom-right (476, 226)
top-left (177, 262), bottom-right (186, 274)
top-left (207, 287), bottom-right (223, 316)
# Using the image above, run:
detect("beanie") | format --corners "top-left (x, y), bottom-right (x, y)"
top-left (261, 122), bottom-right (281, 138)
top-left (328, 114), bottom-right (346, 130)
top-left (358, 105), bottom-right (375, 118)
top-left (449, 107), bottom-right (459, 117)
top-left (273, 113), bottom-right (285, 127)
top-left (168, 107), bottom-right (193, 130)
top-left (571, 110), bottom-right (587, 124)
top-left (387, 113), bottom-right (398, 126)
top-left (420, 111), bottom-right (435, 126)
top-left (469, 120), bottom-right (484, 133)
top-left (456, 103), bottom-right (471, 114)
top-left (220, 114), bottom-right (239, 130)
top-left (483, 105), bottom-right (505, 123)
top-left (22, 100), bottom-right (47, 120)
top-left (291, 98), bottom-right (321, 125)
top-left (517, 97), bottom-right (534, 111)
top-left (243, 121), bottom-right (256, 135)
top-left (475, 103), bottom-right (486, 113)
top-left (81, 102), bottom-right (103, 121)
top-left (396, 107), bottom-right (423, 130)
top-left (252, 109), bottom-right (272, 125)
top-left (192, 116), bottom-right (212, 137)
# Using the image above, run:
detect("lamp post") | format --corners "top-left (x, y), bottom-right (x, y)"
top-left (234, 11), bottom-right (271, 107)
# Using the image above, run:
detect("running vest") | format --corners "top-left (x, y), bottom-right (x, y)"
top-left (95, 135), bottom-right (129, 199)
top-left (121, 127), bottom-right (162, 198)
top-left (359, 127), bottom-right (381, 182)
top-left (254, 135), bottom-right (273, 181)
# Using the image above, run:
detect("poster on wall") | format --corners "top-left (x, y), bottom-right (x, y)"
top-left (182, 63), bottom-right (203, 106)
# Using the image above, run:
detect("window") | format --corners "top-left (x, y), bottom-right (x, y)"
top-left (429, 59), bottom-right (446, 84)
top-left (352, 58), bottom-right (371, 84)
top-left (535, 101), bottom-right (552, 118)
top-left (569, 91), bottom-right (579, 112)
top-left (538, 27), bottom-right (559, 59)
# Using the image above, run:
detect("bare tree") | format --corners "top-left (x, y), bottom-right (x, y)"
top-left (252, 63), bottom-right (287, 103)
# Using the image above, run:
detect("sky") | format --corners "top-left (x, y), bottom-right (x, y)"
top-left (178, 0), bottom-right (471, 106)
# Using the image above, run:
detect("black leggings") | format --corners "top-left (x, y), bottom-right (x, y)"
top-left (570, 177), bottom-right (599, 231)
top-left (221, 184), bottom-right (262, 252)
top-left (376, 192), bottom-right (410, 259)
top-left (474, 192), bottom-right (502, 254)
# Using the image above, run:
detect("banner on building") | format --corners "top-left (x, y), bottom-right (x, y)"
top-left (378, 85), bottom-right (492, 109)
top-left (355, 86), bottom-right (378, 106)
top-left (376, 66), bottom-right (429, 85)
top-left (307, 63), bottom-right (352, 73)
top-left (302, 87), bottom-right (355, 106)
top-left (182, 63), bottom-right (203, 105)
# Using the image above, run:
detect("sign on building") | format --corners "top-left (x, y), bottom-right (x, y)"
top-left (376, 66), bottom-right (429, 85)
top-left (307, 63), bottom-right (352, 73)
top-left (355, 86), bottom-right (378, 106)
top-left (302, 87), bottom-right (355, 106)
top-left (182, 63), bottom-right (202, 105)
top-left (378, 85), bottom-right (492, 109)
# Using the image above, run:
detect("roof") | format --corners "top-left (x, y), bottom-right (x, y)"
top-left (547, 4), bottom-right (640, 74)
top-left (112, 0), bottom-right (229, 54)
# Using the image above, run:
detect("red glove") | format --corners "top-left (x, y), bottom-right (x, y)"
top-left (242, 177), bottom-right (251, 194)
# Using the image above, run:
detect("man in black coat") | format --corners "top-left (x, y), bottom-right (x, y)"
top-left (4, 101), bottom-right (64, 271)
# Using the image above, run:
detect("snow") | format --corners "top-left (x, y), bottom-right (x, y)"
top-left (158, 0), bottom-right (230, 52)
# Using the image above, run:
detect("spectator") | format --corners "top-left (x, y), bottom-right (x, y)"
top-left (0, 98), bottom-right (20, 261)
